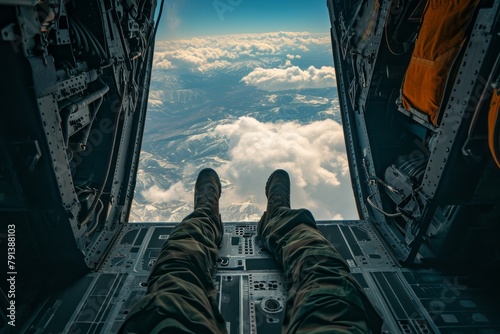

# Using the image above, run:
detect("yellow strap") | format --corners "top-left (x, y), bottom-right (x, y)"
top-left (488, 89), bottom-right (500, 167)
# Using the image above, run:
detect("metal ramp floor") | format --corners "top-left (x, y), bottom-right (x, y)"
top-left (23, 221), bottom-right (500, 334)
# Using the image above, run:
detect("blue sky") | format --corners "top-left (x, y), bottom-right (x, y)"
top-left (156, 0), bottom-right (332, 40)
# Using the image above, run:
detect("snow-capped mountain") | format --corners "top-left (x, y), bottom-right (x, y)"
top-left (130, 33), bottom-right (357, 222)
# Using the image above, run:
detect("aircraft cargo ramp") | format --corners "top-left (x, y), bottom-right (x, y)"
top-left (19, 221), bottom-right (500, 334)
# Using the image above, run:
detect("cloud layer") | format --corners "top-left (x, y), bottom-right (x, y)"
top-left (137, 116), bottom-right (357, 221)
top-left (153, 32), bottom-right (330, 72)
top-left (214, 116), bottom-right (356, 220)
top-left (241, 66), bottom-right (336, 91)
top-left (135, 32), bottom-right (356, 221)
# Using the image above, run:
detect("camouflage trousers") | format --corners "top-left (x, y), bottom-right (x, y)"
top-left (119, 207), bottom-right (382, 333)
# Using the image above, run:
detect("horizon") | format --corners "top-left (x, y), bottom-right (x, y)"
top-left (131, 29), bottom-right (358, 222)
top-left (154, 30), bottom-right (329, 42)
top-left (131, 3), bottom-right (358, 222)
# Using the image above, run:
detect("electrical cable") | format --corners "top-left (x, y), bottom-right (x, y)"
top-left (86, 23), bottom-right (107, 60)
top-left (363, 158), bottom-right (410, 218)
top-left (76, 187), bottom-right (97, 197)
top-left (368, 169), bottom-right (424, 235)
top-left (69, 32), bottom-right (82, 57)
top-left (79, 77), bottom-right (126, 228)
top-left (80, 96), bottom-right (103, 147)
top-left (70, 17), bottom-right (89, 53)
top-left (69, 9), bottom-right (107, 61)
top-left (367, 194), bottom-right (403, 217)
top-left (85, 199), bottom-right (104, 237)
top-left (72, 17), bottom-right (105, 61)
top-left (384, 0), bottom-right (405, 56)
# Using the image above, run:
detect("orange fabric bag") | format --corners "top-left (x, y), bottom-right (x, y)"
top-left (402, 0), bottom-right (480, 126)
top-left (489, 89), bottom-right (500, 167)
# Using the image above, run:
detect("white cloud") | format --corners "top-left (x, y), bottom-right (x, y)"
top-left (142, 182), bottom-right (189, 204)
top-left (213, 117), bottom-right (357, 220)
top-left (153, 46), bottom-right (236, 72)
top-left (241, 66), bottom-right (336, 91)
top-left (148, 99), bottom-right (163, 107)
top-left (286, 54), bottom-right (301, 60)
top-left (147, 90), bottom-right (164, 107)
top-left (152, 32), bottom-right (330, 72)
top-left (154, 59), bottom-right (173, 69)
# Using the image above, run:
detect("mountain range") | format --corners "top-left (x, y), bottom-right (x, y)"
top-left (130, 32), bottom-right (356, 222)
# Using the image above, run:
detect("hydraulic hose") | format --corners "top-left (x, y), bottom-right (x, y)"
top-left (60, 83), bottom-right (109, 147)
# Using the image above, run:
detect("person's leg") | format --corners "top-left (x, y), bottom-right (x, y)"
top-left (258, 170), bottom-right (383, 334)
top-left (119, 169), bottom-right (227, 334)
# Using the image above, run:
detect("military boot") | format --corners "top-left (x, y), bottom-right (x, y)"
top-left (265, 169), bottom-right (291, 219)
top-left (194, 168), bottom-right (222, 222)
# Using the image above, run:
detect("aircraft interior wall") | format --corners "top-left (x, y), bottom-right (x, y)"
top-left (0, 0), bottom-right (500, 333)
